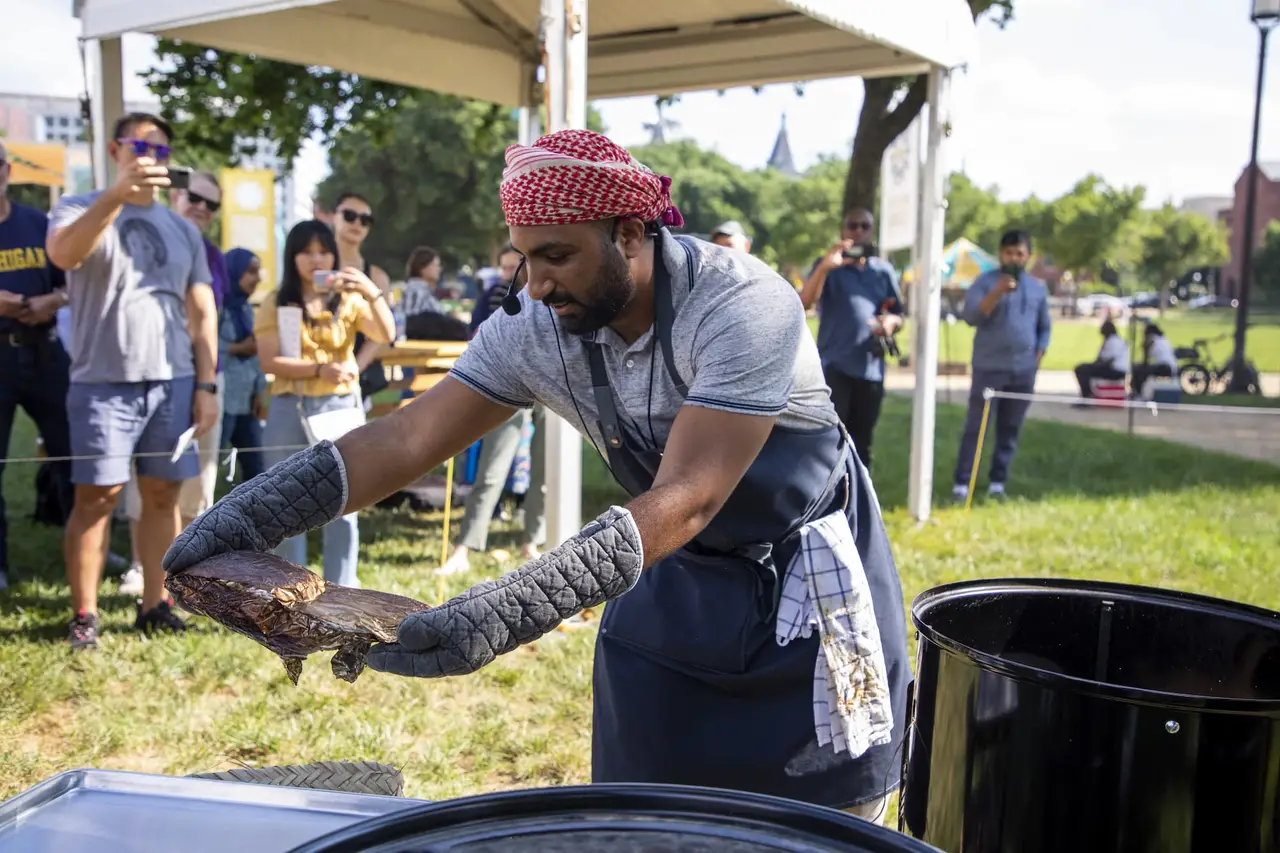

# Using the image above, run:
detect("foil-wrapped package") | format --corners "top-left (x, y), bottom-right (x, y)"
top-left (165, 551), bottom-right (430, 684)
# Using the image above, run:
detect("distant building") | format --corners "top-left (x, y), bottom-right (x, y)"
top-left (1179, 195), bottom-right (1232, 224)
top-left (1221, 161), bottom-right (1280, 300)
top-left (768, 113), bottom-right (797, 177)
top-left (0, 91), bottom-right (158, 194)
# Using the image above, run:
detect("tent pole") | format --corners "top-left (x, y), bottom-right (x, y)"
top-left (907, 65), bottom-right (951, 522)
top-left (88, 37), bottom-right (124, 191)
top-left (537, 0), bottom-right (587, 546)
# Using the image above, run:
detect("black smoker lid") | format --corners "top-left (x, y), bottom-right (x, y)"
top-left (287, 784), bottom-right (942, 853)
top-left (911, 577), bottom-right (1280, 713)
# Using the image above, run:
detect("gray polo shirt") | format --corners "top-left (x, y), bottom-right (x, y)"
top-left (49, 191), bottom-right (211, 384)
top-left (450, 231), bottom-right (838, 457)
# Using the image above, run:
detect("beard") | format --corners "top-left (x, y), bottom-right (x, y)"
top-left (547, 244), bottom-right (635, 336)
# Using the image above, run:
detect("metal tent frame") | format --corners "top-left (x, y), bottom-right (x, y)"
top-left (76, 0), bottom-right (976, 541)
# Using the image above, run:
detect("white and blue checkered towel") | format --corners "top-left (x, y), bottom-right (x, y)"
top-left (775, 510), bottom-right (893, 760)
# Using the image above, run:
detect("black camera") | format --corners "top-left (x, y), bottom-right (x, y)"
top-left (870, 335), bottom-right (900, 359)
top-left (842, 243), bottom-right (878, 261)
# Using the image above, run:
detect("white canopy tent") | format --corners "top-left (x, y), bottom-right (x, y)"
top-left (76, 0), bottom-right (975, 540)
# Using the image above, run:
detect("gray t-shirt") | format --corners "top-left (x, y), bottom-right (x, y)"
top-left (449, 232), bottom-right (838, 459)
top-left (49, 191), bottom-right (211, 384)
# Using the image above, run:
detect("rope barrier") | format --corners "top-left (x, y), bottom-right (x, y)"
top-left (0, 443), bottom-right (315, 466)
top-left (982, 388), bottom-right (1280, 417)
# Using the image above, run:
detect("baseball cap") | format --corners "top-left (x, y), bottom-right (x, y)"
top-left (711, 220), bottom-right (747, 239)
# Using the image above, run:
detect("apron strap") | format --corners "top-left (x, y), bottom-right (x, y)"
top-left (653, 231), bottom-right (691, 397)
top-left (587, 344), bottom-right (626, 453)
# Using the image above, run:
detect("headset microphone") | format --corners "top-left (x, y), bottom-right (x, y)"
top-left (501, 258), bottom-right (525, 315)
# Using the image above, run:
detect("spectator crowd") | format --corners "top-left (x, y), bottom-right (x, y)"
top-left (0, 113), bottom-right (544, 648)
top-left (0, 112), bottom-right (1183, 652)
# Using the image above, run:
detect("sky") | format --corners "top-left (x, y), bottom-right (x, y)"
top-left (4, 0), bottom-right (1277, 209)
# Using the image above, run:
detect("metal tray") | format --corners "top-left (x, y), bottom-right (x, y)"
top-left (0, 769), bottom-right (424, 853)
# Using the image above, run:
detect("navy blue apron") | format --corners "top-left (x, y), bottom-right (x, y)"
top-left (589, 232), bottom-right (910, 809)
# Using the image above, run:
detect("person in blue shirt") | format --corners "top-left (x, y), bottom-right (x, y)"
top-left (800, 206), bottom-right (904, 471)
top-left (951, 229), bottom-right (1052, 501)
top-left (0, 141), bottom-right (73, 591)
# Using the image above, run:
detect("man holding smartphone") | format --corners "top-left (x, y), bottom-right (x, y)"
top-left (951, 229), bottom-right (1051, 501)
top-left (799, 206), bottom-right (904, 471)
top-left (46, 112), bottom-right (219, 650)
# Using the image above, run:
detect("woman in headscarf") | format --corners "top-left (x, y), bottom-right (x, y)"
top-left (219, 248), bottom-right (268, 481)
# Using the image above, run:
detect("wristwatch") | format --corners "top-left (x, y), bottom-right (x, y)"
top-left (195, 382), bottom-right (218, 395)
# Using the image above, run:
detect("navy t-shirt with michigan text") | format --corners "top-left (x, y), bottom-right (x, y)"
top-left (0, 202), bottom-right (64, 334)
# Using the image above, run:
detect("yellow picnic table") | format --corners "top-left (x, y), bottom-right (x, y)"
top-left (262, 340), bottom-right (467, 419)
top-left (369, 340), bottom-right (467, 418)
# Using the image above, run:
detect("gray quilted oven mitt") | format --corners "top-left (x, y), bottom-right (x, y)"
top-left (367, 506), bottom-right (644, 679)
top-left (163, 442), bottom-right (349, 574)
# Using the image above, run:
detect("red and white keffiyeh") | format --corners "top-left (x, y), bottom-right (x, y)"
top-left (500, 129), bottom-right (684, 228)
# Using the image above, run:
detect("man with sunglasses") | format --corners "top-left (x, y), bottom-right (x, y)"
top-left (799, 206), bottom-right (904, 472)
top-left (0, 141), bottom-right (73, 592)
top-left (116, 171), bottom-right (231, 597)
top-left (46, 112), bottom-right (219, 650)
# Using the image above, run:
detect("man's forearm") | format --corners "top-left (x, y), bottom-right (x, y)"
top-left (187, 285), bottom-right (218, 383)
top-left (799, 265), bottom-right (831, 311)
top-left (622, 480), bottom-right (716, 569)
top-left (335, 377), bottom-right (514, 514)
top-left (46, 190), bottom-right (124, 271)
top-left (978, 289), bottom-right (1004, 316)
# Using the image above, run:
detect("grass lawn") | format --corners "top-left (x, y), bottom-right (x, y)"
top-left (809, 308), bottom-right (1280, 375)
top-left (2, 399), bottom-right (1279, 813)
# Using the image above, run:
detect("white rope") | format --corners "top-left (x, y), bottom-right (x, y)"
top-left (0, 443), bottom-right (313, 466)
top-left (983, 388), bottom-right (1280, 418)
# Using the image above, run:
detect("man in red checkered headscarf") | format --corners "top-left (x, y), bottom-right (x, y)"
top-left (171, 128), bottom-right (909, 823)
top-left (495, 129), bottom-right (683, 337)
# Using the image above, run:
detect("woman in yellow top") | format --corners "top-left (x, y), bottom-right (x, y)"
top-left (254, 219), bottom-right (396, 587)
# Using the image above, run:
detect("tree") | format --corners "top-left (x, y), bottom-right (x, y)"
top-left (143, 40), bottom-right (410, 167)
top-left (943, 173), bottom-right (1007, 249)
top-left (842, 0), bottom-right (1015, 214)
top-left (1135, 205), bottom-right (1228, 310)
top-left (629, 141), bottom-right (763, 238)
top-left (755, 156), bottom-right (846, 275)
top-left (1040, 175), bottom-right (1144, 278)
top-left (144, 41), bottom-right (607, 170)
top-left (314, 93), bottom-right (520, 274)
top-left (1249, 221), bottom-right (1280, 301)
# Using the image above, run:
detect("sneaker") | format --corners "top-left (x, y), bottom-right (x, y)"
top-left (0, 567), bottom-right (9, 592)
top-left (951, 484), bottom-right (969, 502)
top-left (135, 599), bottom-right (188, 635)
top-left (69, 611), bottom-right (100, 651)
top-left (434, 548), bottom-right (471, 576)
top-left (988, 482), bottom-right (1007, 499)
top-left (118, 564), bottom-right (145, 596)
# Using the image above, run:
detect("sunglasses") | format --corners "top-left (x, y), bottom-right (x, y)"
top-left (338, 209), bottom-right (375, 227)
top-left (186, 190), bottom-right (221, 213)
top-left (117, 138), bottom-right (172, 161)
top-left (845, 220), bottom-right (873, 232)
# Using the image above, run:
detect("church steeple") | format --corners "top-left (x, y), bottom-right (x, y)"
top-left (768, 113), bottom-right (797, 177)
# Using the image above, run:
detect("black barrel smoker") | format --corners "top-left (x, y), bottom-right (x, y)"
top-left (901, 578), bottom-right (1280, 853)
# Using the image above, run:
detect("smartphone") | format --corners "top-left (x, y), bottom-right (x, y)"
top-left (842, 243), bottom-right (877, 261)
top-left (168, 166), bottom-right (192, 190)
top-left (1000, 262), bottom-right (1023, 279)
top-left (313, 270), bottom-right (338, 293)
